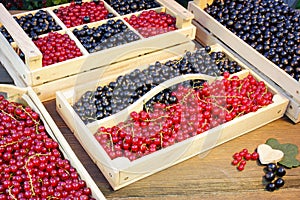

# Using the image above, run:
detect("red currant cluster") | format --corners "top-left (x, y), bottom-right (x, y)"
top-left (95, 73), bottom-right (273, 161)
top-left (231, 148), bottom-right (259, 171)
top-left (33, 32), bottom-right (83, 67)
top-left (54, 1), bottom-right (113, 28)
top-left (125, 10), bottom-right (177, 38)
top-left (0, 95), bottom-right (95, 199)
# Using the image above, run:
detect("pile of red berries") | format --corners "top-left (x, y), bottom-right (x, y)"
top-left (95, 73), bottom-right (274, 161)
top-left (125, 10), bottom-right (177, 38)
top-left (53, 1), bottom-right (114, 28)
top-left (33, 32), bottom-right (83, 67)
top-left (0, 95), bottom-right (95, 199)
top-left (231, 148), bottom-right (259, 171)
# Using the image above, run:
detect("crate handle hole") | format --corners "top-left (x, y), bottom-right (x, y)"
top-left (124, 177), bottom-right (129, 181)
top-left (36, 76), bottom-right (40, 80)
top-left (37, 92), bottom-right (41, 96)
top-left (109, 173), bottom-right (112, 177)
top-left (277, 110), bottom-right (281, 114)
top-left (297, 91), bottom-right (299, 95)
top-left (289, 105), bottom-right (293, 110)
top-left (58, 104), bottom-right (62, 109)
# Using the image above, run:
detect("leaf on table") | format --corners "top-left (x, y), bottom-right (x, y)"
top-left (266, 138), bottom-right (300, 168)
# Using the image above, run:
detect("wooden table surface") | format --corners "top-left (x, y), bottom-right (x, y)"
top-left (1, 10), bottom-right (300, 200)
top-left (43, 100), bottom-right (300, 200)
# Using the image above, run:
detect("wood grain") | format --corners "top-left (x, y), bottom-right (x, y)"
top-left (43, 100), bottom-right (300, 200)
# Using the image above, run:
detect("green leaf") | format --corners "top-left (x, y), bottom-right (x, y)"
top-left (296, 0), bottom-right (300, 9)
top-left (266, 138), bottom-right (300, 168)
top-left (52, 0), bottom-right (62, 5)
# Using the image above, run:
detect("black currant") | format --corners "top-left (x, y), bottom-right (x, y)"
top-left (275, 178), bottom-right (285, 188)
top-left (276, 167), bottom-right (286, 177)
top-left (265, 171), bottom-right (275, 181)
top-left (266, 163), bottom-right (277, 172)
top-left (266, 182), bottom-right (276, 192)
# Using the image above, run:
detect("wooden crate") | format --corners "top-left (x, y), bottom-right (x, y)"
top-left (0, 84), bottom-right (106, 200)
top-left (55, 44), bottom-right (288, 190)
top-left (188, 0), bottom-right (300, 122)
top-left (0, 0), bottom-right (196, 101)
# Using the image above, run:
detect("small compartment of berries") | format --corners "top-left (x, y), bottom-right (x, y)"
top-left (33, 32), bottom-right (84, 67)
top-left (72, 19), bottom-right (141, 53)
top-left (124, 9), bottom-right (177, 38)
top-left (5, 10), bottom-right (62, 42)
top-left (53, 0), bottom-right (116, 28)
top-left (0, 94), bottom-right (96, 199)
top-left (104, 0), bottom-right (161, 15)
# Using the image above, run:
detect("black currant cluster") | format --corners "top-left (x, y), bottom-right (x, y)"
top-left (73, 19), bottom-right (141, 53)
top-left (143, 79), bottom-right (206, 112)
top-left (73, 47), bottom-right (243, 124)
top-left (0, 10), bottom-right (62, 42)
top-left (187, 46), bottom-right (242, 76)
top-left (264, 163), bottom-right (286, 192)
top-left (205, 0), bottom-right (300, 80)
top-left (104, 0), bottom-right (160, 15)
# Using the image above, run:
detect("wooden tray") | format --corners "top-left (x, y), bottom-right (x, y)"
top-left (0, 0), bottom-right (195, 100)
top-left (55, 44), bottom-right (289, 190)
top-left (0, 84), bottom-right (106, 200)
top-left (188, 0), bottom-right (300, 122)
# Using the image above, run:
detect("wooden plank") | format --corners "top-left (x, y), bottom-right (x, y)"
top-left (0, 3), bottom-right (42, 70)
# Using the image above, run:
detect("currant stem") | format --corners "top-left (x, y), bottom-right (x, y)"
top-left (8, 186), bottom-right (17, 200)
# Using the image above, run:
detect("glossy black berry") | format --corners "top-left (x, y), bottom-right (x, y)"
top-left (265, 171), bottom-right (275, 181)
top-left (274, 178), bottom-right (285, 188)
top-left (266, 182), bottom-right (276, 192)
top-left (276, 167), bottom-right (286, 177)
top-left (266, 163), bottom-right (277, 172)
